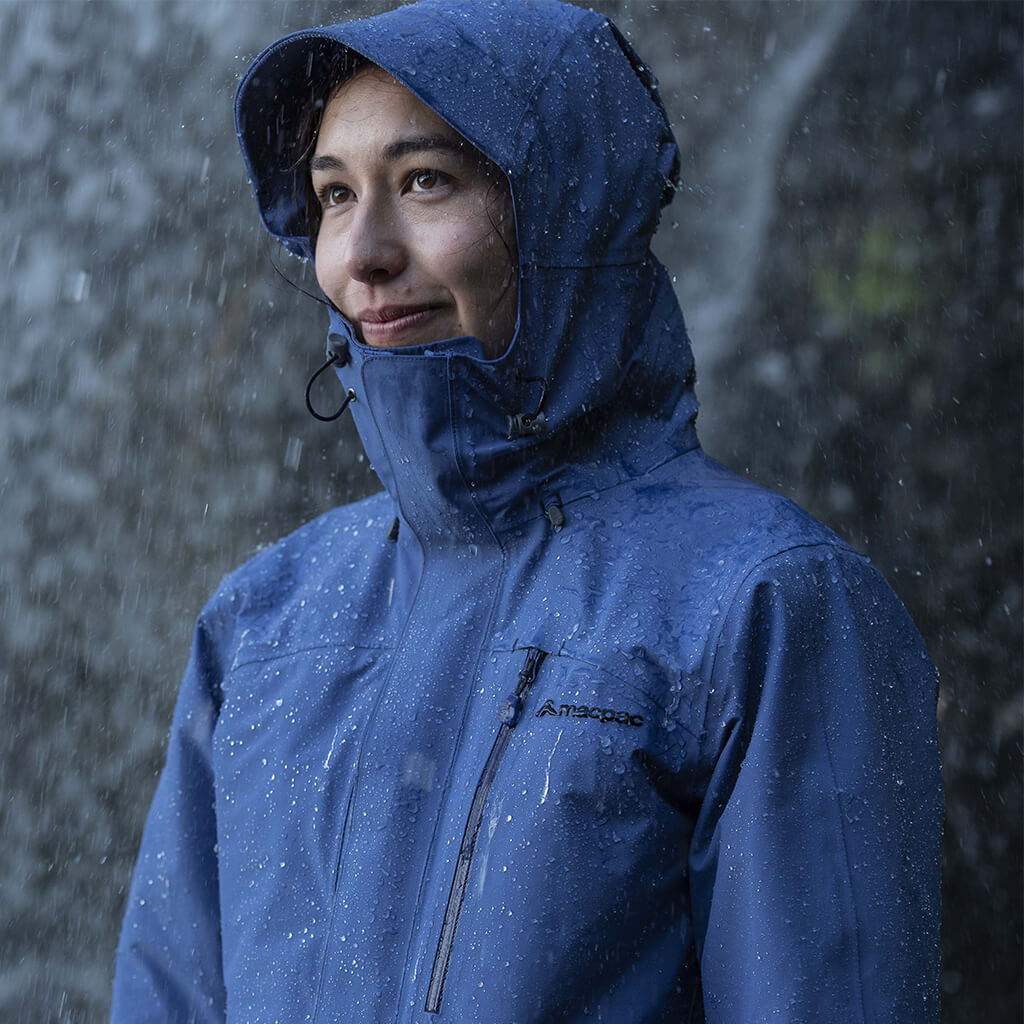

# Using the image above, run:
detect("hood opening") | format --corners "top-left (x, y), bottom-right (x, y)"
top-left (235, 0), bottom-right (699, 497)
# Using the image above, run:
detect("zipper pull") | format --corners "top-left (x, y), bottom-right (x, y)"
top-left (498, 647), bottom-right (547, 727)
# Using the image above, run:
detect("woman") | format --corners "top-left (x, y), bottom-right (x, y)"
top-left (113, 2), bottom-right (942, 1021)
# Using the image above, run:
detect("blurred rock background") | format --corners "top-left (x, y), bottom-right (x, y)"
top-left (0, 1), bottom-right (1019, 1020)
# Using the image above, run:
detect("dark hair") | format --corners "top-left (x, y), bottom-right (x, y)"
top-left (291, 48), bottom-right (367, 251)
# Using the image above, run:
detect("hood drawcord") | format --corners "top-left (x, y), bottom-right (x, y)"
top-left (305, 334), bottom-right (355, 422)
top-left (506, 376), bottom-right (549, 440)
top-left (543, 498), bottom-right (566, 532)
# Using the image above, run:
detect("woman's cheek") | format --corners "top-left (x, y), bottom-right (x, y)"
top-left (314, 236), bottom-right (346, 311)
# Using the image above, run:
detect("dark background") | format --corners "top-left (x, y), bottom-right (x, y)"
top-left (1, 2), bottom-right (1019, 1020)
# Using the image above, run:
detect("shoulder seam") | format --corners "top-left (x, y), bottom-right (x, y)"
top-left (700, 540), bottom-right (865, 762)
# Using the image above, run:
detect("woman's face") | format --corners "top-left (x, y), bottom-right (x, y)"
top-left (311, 66), bottom-right (517, 359)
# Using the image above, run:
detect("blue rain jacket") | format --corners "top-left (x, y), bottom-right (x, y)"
top-left (112, 2), bottom-right (942, 1022)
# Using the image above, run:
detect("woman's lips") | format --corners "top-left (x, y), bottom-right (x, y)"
top-left (357, 305), bottom-right (444, 346)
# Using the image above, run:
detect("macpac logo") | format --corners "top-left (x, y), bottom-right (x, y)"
top-left (536, 699), bottom-right (644, 728)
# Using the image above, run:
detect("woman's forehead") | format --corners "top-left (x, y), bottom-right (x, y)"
top-left (316, 66), bottom-right (474, 162)
top-left (328, 63), bottom-right (401, 102)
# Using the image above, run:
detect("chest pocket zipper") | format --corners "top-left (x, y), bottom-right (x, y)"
top-left (424, 646), bottom-right (548, 1013)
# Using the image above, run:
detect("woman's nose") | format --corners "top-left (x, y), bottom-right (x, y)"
top-left (343, 199), bottom-right (406, 285)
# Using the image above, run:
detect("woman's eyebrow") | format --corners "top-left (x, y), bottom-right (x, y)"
top-left (309, 154), bottom-right (346, 174)
top-left (310, 134), bottom-right (465, 175)
top-left (381, 133), bottom-right (465, 163)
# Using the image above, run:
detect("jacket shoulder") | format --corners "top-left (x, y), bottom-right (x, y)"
top-left (200, 490), bottom-right (395, 631)
top-left (674, 452), bottom-right (853, 558)
top-left (611, 450), bottom-right (865, 599)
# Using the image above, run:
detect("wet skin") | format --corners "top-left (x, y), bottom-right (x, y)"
top-left (311, 66), bottom-right (518, 360)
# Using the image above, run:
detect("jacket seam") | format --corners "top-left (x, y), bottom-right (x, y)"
top-left (310, 561), bottom-right (429, 1024)
top-left (496, 442), bottom-right (701, 535)
top-left (507, 15), bottom-right (589, 158)
top-left (229, 641), bottom-right (394, 672)
top-left (391, 370), bottom-right (510, 1016)
top-left (394, 560), bottom-right (509, 1018)
top-left (310, 783), bottom-right (358, 1019)
top-left (430, 10), bottom-right (528, 132)
top-left (523, 257), bottom-right (648, 270)
top-left (358, 355), bottom-right (419, 538)
top-left (810, 652), bottom-right (870, 1024)
top-left (700, 539), bottom-right (862, 764)
top-left (447, 355), bottom-right (509, 558)
top-left (701, 539), bottom-right (872, 1021)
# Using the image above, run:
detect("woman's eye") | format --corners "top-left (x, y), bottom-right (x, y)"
top-left (320, 184), bottom-right (352, 207)
top-left (409, 169), bottom-right (446, 192)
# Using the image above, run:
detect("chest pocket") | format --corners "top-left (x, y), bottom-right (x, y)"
top-left (504, 652), bottom-right (677, 845)
top-left (430, 649), bottom-right (696, 1020)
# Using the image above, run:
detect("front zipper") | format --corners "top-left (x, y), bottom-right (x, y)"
top-left (424, 646), bottom-right (548, 1014)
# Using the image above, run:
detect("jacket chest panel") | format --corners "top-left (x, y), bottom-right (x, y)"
top-left (402, 648), bottom-right (699, 1022)
top-left (210, 643), bottom-right (396, 994)
top-left (208, 539), bottom-right (709, 1021)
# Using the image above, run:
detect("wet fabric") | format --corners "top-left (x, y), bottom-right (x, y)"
top-left (112, 2), bottom-right (942, 1022)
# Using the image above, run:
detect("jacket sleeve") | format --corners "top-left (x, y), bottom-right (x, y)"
top-left (111, 603), bottom-right (230, 1023)
top-left (690, 543), bottom-right (942, 1023)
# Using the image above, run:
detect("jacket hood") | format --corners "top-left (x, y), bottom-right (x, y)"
top-left (235, 0), bottom-right (699, 541)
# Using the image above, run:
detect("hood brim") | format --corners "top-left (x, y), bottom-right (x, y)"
top-left (235, 30), bottom-right (367, 260)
